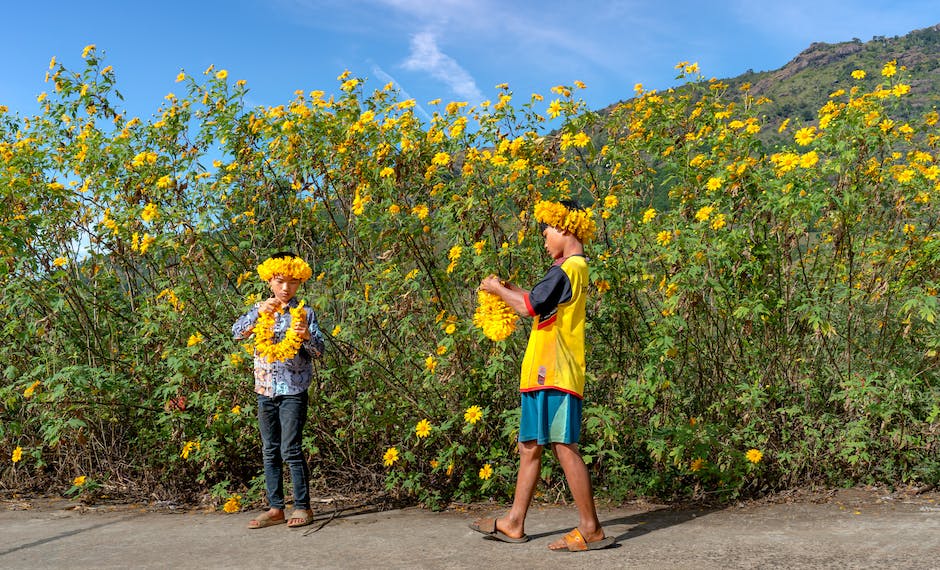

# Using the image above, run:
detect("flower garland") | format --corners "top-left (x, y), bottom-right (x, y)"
top-left (533, 200), bottom-right (597, 243)
top-left (473, 291), bottom-right (518, 341)
top-left (256, 256), bottom-right (312, 282)
top-left (254, 301), bottom-right (306, 362)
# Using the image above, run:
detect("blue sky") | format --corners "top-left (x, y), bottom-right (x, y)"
top-left (2, 1), bottom-right (938, 124)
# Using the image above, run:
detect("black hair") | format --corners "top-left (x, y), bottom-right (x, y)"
top-left (560, 199), bottom-right (585, 211)
top-left (269, 251), bottom-right (298, 260)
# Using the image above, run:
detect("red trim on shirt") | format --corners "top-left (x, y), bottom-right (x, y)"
top-left (520, 385), bottom-right (583, 399)
top-left (536, 314), bottom-right (556, 330)
top-left (524, 293), bottom-right (537, 317)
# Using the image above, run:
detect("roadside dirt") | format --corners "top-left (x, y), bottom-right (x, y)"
top-left (1, 486), bottom-right (938, 569)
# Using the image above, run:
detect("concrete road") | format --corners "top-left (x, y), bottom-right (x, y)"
top-left (1, 489), bottom-right (938, 569)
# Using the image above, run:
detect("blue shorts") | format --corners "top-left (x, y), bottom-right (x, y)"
top-left (518, 390), bottom-right (582, 445)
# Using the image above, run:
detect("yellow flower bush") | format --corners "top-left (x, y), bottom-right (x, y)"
top-left (5, 51), bottom-right (939, 507)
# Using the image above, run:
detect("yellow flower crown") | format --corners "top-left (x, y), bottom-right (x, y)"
top-left (256, 256), bottom-right (313, 282)
top-left (533, 200), bottom-right (597, 243)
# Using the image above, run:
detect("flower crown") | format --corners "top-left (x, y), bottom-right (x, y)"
top-left (533, 200), bottom-right (596, 243)
top-left (257, 256), bottom-right (313, 282)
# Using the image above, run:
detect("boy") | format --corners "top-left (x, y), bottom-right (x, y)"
top-left (470, 200), bottom-right (614, 552)
top-left (232, 252), bottom-right (325, 529)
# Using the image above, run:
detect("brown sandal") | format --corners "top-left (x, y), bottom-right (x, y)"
top-left (550, 528), bottom-right (615, 552)
top-left (287, 509), bottom-right (314, 528)
top-left (247, 511), bottom-right (286, 529)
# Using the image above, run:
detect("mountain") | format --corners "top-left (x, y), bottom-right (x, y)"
top-left (600, 23), bottom-right (940, 140)
top-left (731, 23), bottom-right (940, 128)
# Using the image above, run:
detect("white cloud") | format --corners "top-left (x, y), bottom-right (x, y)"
top-left (401, 32), bottom-right (484, 102)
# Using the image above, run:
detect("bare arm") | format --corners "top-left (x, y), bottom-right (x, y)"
top-left (480, 275), bottom-right (531, 316)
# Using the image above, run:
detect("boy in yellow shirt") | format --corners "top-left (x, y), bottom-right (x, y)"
top-left (470, 200), bottom-right (614, 552)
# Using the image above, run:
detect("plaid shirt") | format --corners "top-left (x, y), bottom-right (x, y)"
top-left (232, 298), bottom-right (324, 397)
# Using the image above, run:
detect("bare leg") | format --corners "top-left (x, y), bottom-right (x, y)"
top-left (548, 442), bottom-right (606, 550)
top-left (480, 440), bottom-right (542, 539)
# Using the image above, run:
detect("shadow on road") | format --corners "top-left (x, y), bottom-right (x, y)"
top-left (605, 506), bottom-right (718, 542)
top-left (0, 513), bottom-right (144, 558)
top-left (525, 505), bottom-right (718, 545)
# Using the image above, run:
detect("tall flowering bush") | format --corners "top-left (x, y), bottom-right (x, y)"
top-left (0, 49), bottom-right (936, 507)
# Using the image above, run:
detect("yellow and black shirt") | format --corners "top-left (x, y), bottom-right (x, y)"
top-left (520, 254), bottom-right (588, 398)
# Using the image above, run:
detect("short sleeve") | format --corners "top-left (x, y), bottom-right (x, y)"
top-left (525, 265), bottom-right (572, 318)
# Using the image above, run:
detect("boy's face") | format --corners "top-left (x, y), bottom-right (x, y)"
top-left (268, 274), bottom-right (301, 305)
top-left (542, 225), bottom-right (568, 259)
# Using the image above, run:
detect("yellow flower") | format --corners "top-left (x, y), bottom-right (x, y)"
top-left (380, 166), bottom-right (395, 178)
top-left (881, 60), bottom-right (897, 78)
top-left (436, 345), bottom-right (448, 356)
top-left (412, 204), bottom-right (429, 220)
top-left (222, 495), bottom-right (241, 513)
top-left (710, 213), bottom-right (727, 230)
top-left (139, 233), bottom-right (156, 255)
top-left (473, 240), bottom-right (486, 255)
top-left (800, 151), bottom-right (819, 169)
top-left (903, 223), bottom-right (916, 235)
top-left (432, 152), bottom-right (450, 166)
top-left (445, 323), bottom-right (456, 335)
top-left (331, 325), bottom-right (341, 337)
top-left (642, 208), bottom-right (657, 223)
top-left (415, 419), bottom-right (432, 438)
top-left (53, 257), bottom-right (67, 267)
top-left (794, 127), bottom-right (816, 146)
top-left (851, 69), bottom-right (866, 80)
top-left (176, 71), bottom-right (186, 82)
top-left (547, 100), bottom-right (562, 118)
top-left (690, 458), bottom-right (705, 472)
top-left (23, 380), bottom-right (41, 398)
top-left (187, 332), bottom-right (204, 346)
top-left (73, 475), bottom-right (87, 486)
top-left (446, 462), bottom-right (455, 476)
top-left (595, 279), bottom-right (611, 293)
top-left (11, 446), bottom-right (22, 463)
top-left (215, 69), bottom-right (228, 80)
top-left (695, 205), bottom-right (715, 222)
top-left (383, 447), bottom-right (399, 466)
top-left (430, 459), bottom-right (440, 469)
top-left (572, 132), bottom-right (590, 147)
top-left (479, 463), bottom-right (493, 480)
top-left (656, 230), bottom-right (673, 246)
top-left (473, 291), bottom-right (518, 341)
top-left (141, 202), bottom-right (158, 222)
top-left (352, 188), bottom-right (370, 215)
top-left (464, 405), bottom-right (484, 425)
top-left (180, 441), bottom-right (200, 459)
top-left (706, 177), bottom-right (723, 191)
top-left (745, 448), bottom-right (763, 464)
top-left (82, 44), bottom-right (95, 58)
top-left (231, 405), bottom-right (241, 415)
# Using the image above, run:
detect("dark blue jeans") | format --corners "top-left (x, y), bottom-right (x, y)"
top-left (257, 392), bottom-right (310, 511)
